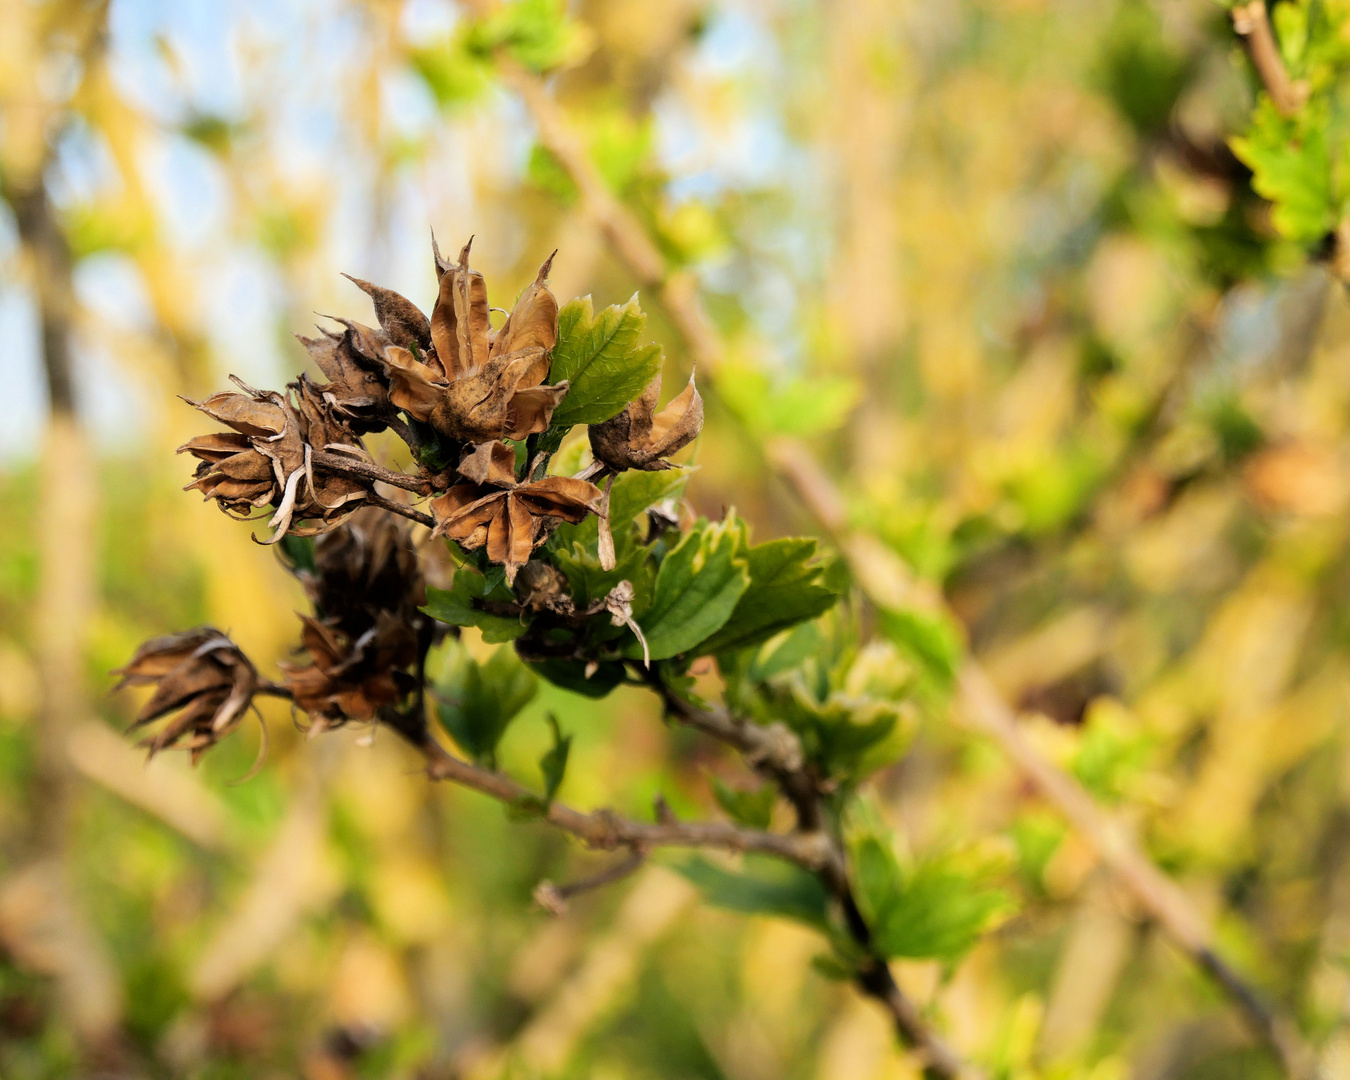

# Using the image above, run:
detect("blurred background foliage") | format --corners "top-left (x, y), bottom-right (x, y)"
top-left (5, 0), bottom-right (1350, 1077)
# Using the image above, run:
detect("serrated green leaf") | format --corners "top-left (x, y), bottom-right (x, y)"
top-left (699, 537), bottom-right (840, 656)
top-left (673, 855), bottom-right (830, 928)
top-left (422, 569), bottom-right (526, 643)
top-left (711, 777), bottom-right (776, 829)
top-left (434, 644), bottom-right (538, 766)
top-left (1231, 99), bottom-right (1335, 244)
top-left (539, 713), bottom-right (571, 801)
top-left (625, 520), bottom-right (749, 660)
top-left (853, 836), bottom-right (1012, 961)
top-left (548, 296), bottom-right (664, 426)
top-left (876, 607), bottom-right (963, 688)
top-left (550, 542), bottom-right (648, 614)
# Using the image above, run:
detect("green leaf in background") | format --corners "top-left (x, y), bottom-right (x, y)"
top-left (469, 0), bottom-right (594, 73)
top-left (408, 34), bottom-right (493, 108)
top-left (548, 295), bottom-right (664, 426)
top-left (876, 606), bottom-right (963, 688)
top-left (625, 519), bottom-right (749, 660)
top-left (748, 622), bottom-right (824, 682)
top-left (1231, 99), bottom-right (1335, 244)
top-left (434, 644), bottom-right (538, 767)
top-left (422, 568), bottom-right (526, 643)
top-left (674, 855), bottom-right (830, 928)
top-left (699, 535), bottom-right (840, 656)
top-left (853, 835), bottom-right (1012, 961)
top-left (717, 359), bottom-right (859, 438)
top-left (539, 713), bottom-right (571, 801)
top-left (711, 777), bottom-right (776, 829)
top-left (528, 657), bottom-right (626, 698)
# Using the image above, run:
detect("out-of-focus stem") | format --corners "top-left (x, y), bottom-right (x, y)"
top-left (8, 174), bottom-right (124, 1055)
top-left (1231, 2), bottom-right (1309, 117)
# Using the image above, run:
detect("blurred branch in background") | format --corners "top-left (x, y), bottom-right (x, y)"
top-left (473, 14), bottom-right (1311, 1075)
top-left (0, 0), bottom-right (125, 1065)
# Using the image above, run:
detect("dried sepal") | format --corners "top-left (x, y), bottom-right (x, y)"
top-left (430, 473), bottom-right (602, 585)
top-left (458, 440), bottom-right (519, 487)
top-left (297, 320), bottom-right (392, 433)
top-left (114, 628), bottom-right (259, 762)
top-left (280, 507), bottom-right (426, 731)
top-left (341, 274), bottom-right (432, 352)
top-left (588, 372), bottom-right (703, 471)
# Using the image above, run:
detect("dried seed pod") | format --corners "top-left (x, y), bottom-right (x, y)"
top-left (379, 241), bottom-right (571, 444)
top-left (431, 444), bottom-right (602, 584)
top-left (180, 377), bottom-right (369, 542)
top-left (589, 372), bottom-right (703, 472)
top-left (114, 629), bottom-right (259, 761)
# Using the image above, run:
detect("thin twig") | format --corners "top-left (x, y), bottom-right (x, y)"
top-left (311, 450), bottom-right (433, 495)
top-left (416, 733), bottom-right (837, 870)
top-left (364, 491), bottom-right (436, 530)
top-left (1231, 2), bottom-right (1308, 117)
top-left (534, 850), bottom-right (648, 915)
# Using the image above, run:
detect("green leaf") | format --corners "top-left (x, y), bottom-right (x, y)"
top-left (408, 33), bottom-right (493, 109)
top-left (539, 713), bottom-right (571, 802)
top-left (529, 657), bottom-right (626, 698)
top-left (278, 534), bottom-right (316, 575)
top-left (748, 623), bottom-right (824, 682)
top-left (551, 542), bottom-right (645, 609)
top-left (625, 519), bottom-right (749, 660)
top-left (422, 569), bottom-right (526, 644)
top-left (699, 537), bottom-right (840, 656)
top-left (711, 777), bottom-right (776, 829)
top-left (434, 644), bottom-right (538, 766)
top-left (1231, 99), bottom-right (1335, 244)
top-left (673, 855), bottom-right (830, 928)
top-left (551, 466), bottom-right (690, 556)
top-left (548, 296), bottom-right (664, 426)
top-left (465, 0), bottom-right (593, 73)
top-left (853, 836), bottom-right (1012, 961)
top-left (876, 607), bottom-right (963, 688)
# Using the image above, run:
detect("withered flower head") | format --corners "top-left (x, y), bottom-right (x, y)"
top-left (179, 377), bottom-right (368, 542)
top-left (280, 614), bottom-right (417, 728)
top-left (296, 505), bottom-right (426, 633)
top-left (296, 316), bottom-right (397, 433)
top-left (280, 507), bottom-right (426, 730)
top-left (114, 628), bottom-right (259, 761)
top-left (589, 372), bottom-right (703, 472)
top-left (430, 440), bottom-right (602, 584)
top-left (379, 239), bottom-right (570, 444)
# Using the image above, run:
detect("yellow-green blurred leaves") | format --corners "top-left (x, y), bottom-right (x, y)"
top-left (716, 358), bottom-right (860, 440)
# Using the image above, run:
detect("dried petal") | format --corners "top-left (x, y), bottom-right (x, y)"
top-left (382, 345), bottom-right (448, 421)
top-left (491, 253), bottom-right (559, 358)
top-left (458, 441), bottom-right (518, 487)
top-left (504, 381), bottom-right (569, 441)
top-left (342, 274), bottom-right (432, 351)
